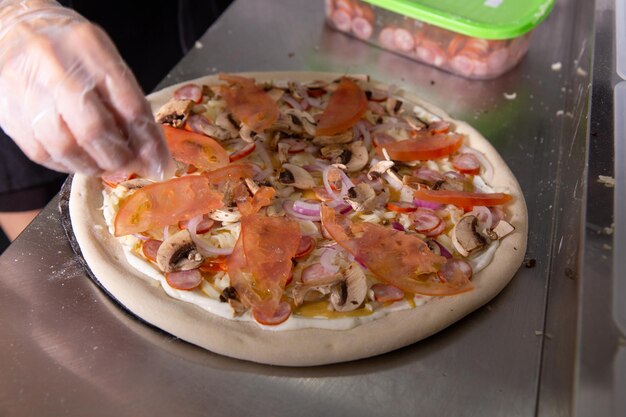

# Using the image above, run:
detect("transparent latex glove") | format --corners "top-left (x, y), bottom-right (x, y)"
top-left (0, 0), bottom-right (174, 179)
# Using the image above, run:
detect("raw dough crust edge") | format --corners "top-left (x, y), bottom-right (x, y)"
top-left (69, 72), bottom-right (528, 366)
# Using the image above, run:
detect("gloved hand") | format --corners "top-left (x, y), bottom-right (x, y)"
top-left (0, 0), bottom-right (174, 179)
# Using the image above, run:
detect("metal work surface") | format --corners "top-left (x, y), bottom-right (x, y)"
top-left (0, 0), bottom-right (608, 415)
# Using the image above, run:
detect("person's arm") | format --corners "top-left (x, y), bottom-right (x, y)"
top-left (0, 0), bottom-right (173, 178)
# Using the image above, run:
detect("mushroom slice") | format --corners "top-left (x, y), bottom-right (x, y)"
top-left (244, 178), bottom-right (260, 195)
top-left (240, 125), bottom-right (264, 143)
top-left (312, 130), bottom-right (354, 146)
top-left (367, 160), bottom-right (395, 180)
top-left (277, 142), bottom-right (291, 164)
top-left (385, 97), bottom-right (404, 116)
top-left (278, 163), bottom-right (316, 189)
top-left (405, 115), bottom-right (427, 131)
top-left (290, 275), bottom-right (342, 306)
top-left (344, 183), bottom-right (377, 212)
top-left (156, 229), bottom-right (204, 273)
top-left (215, 112), bottom-right (240, 138)
top-left (413, 104), bottom-right (442, 125)
top-left (209, 208), bottom-right (242, 223)
top-left (330, 263), bottom-right (368, 312)
top-left (345, 141), bottom-right (369, 172)
top-left (451, 215), bottom-right (487, 257)
top-left (491, 220), bottom-right (515, 239)
top-left (155, 99), bottom-right (193, 128)
top-left (266, 88), bottom-right (285, 102)
top-left (284, 108), bottom-right (317, 137)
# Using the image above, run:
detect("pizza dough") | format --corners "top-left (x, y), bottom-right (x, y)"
top-left (68, 72), bottom-right (528, 366)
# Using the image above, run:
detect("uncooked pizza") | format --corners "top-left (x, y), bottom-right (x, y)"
top-left (69, 72), bottom-right (528, 366)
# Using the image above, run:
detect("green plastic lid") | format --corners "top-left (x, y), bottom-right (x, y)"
top-left (361, 0), bottom-right (555, 39)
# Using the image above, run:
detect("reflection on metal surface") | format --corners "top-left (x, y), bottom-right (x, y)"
top-left (0, 0), bottom-right (616, 415)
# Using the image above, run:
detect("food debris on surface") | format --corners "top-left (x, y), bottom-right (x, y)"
top-left (551, 62), bottom-right (562, 71)
top-left (503, 92), bottom-right (517, 100)
top-left (597, 175), bottom-right (615, 188)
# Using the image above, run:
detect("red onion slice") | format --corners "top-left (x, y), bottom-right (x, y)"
top-left (187, 214), bottom-right (234, 256)
top-left (254, 140), bottom-right (274, 181)
top-left (283, 200), bottom-right (321, 221)
top-left (413, 198), bottom-right (442, 210)
top-left (282, 94), bottom-right (302, 110)
top-left (292, 200), bottom-right (322, 217)
top-left (319, 246), bottom-right (340, 275)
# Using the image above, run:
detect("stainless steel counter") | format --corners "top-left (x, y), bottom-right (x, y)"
top-left (0, 0), bottom-right (617, 415)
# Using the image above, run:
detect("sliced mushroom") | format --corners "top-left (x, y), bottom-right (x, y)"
top-left (278, 163), bottom-right (316, 189)
top-left (345, 141), bottom-right (369, 172)
top-left (344, 183), bottom-right (377, 212)
top-left (244, 178), bottom-right (260, 195)
top-left (240, 125), bottom-right (263, 143)
top-left (277, 142), bottom-right (291, 164)
top-left (385, 97), bottom-right (404, 115)
top-left (266, 88), bottom-right (285, 102)
top-left (451, 215), bottom-right (487, 257)
top-left (405, 115), bottom-right (427, 131)
top-left (312, 130), bottom-right (354, 146)
top-left (209, 208), bottom-right (242, 223)
top-left (283, 109), bottom-right (317, 137)
top-left (118, 178), bottom-right (153, 190)
top-left (155, 99), bottom-right (193, 128)
top-left (215, 112), bottom-right (240, 138)
top-left (320, 144), bottom-right (346, 160)
top-left (413, 104), bottom-right (442, 125)
top-left (491, 220), bottom-right (515, 239)
top-left (330, 263), bottom-right (367, 312)
top-left (367, 160), bottom-right (395, 180)
top-left (156, 229), bottom-right (204, 273)
top-left (290, 275), bottom-right (342, 306)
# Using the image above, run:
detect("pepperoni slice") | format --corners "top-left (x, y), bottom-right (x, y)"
top-left (438, 259), bottom-right (473, 283)
top-left (101, 172), bottom-right (135, 187)
top-left (379, 27), bottom-right (397, 50)
top-left (386, 201), bottom-right (417, 213)
top-left (229, 142), bottom-right (256, 162)
top-left (165, 269), bottom-right (203, 291)
top-left (331, 8), bottom-right (352, 32)
top-left (174, 83), bottom-right (203, 103)
top-left (452, 153), bottom-right (481, 175)
top-left (252, 301), bottom-right (292, 326)
top-left (295, 235), bottom-right (315, 259)
top-left (178, 216), bottom-right (215, 234)
top-left (142, 239), bottom-right (162, 262)
top-left (488, 48), bottom-right (509, 73)
top-left (371, 283), bottom-right (405, 303)
top-left (351, 16), bottom-right (372, 40)
top-left (393, 28), bottom-right (415, 52)
top-left (412, 208), bottom-right (443, 234)
top-left (416, 41), bottom-right (447, 67)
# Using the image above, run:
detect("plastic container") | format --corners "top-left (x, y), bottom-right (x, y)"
top-left (325, 0), bottom-right (555, 79)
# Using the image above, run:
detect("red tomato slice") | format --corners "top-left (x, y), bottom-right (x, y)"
top-left (377, 132), bottom-right (464, 161)
top-left (114, 176), bottom-right (223, 236)
top-left (203, 163), bottom-right (258, 184)
top-left (295, 235), bottom-right (315, 259)
top-left (141, 239), bottom-right (162, 262)
top-left (218, 73), bottom-right (279, 131)
top-left (320, 205), bottom-right (471, 296)
top-left (199, 256), bottom-right (228, 273)
top-left (227, 214), bottom-right (301, 320)
top-left (237, 186), bottom-right (276, 216)
top-left (163, 125), bottom-right (229, 172)
top-left (386, 201), bottom-right (417, 213)
top-left (316, 77), bottom-right (368, 136)
top-left (413, 189), bottom-right (512, 207)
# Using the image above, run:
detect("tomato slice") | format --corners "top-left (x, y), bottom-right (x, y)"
top-left (229, 142), bottom-right (256, 162)
top-left (218, 73), bottom-right (279, 132)
top-left (203, 163), bottom-right (258, 184)
top-left (163, 125), bottom-right (229, 172)
top-left (386, 201), bottom-right (417, 213)
top-left (316, 77), bottom-right (368, 136)
top-left (413, 189), bottom-right (512, 208)
top-left (227, 214), bottom-right (301, 320)
top-left (200, 256), bottom-right (228, 273)
top-left (378, 132), bottom-right (464, 162)
top-left (320, 205), bottom-right (471, 296)
top-left (114, 176), bottom-right (223, 236)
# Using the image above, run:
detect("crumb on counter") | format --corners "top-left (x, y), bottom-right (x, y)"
top-left (503, 92), bottom-right (517, 100)
top-left (597, 175), bottom-right (615, 188)
top-left (551, 62), bottom-right (562, 71)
